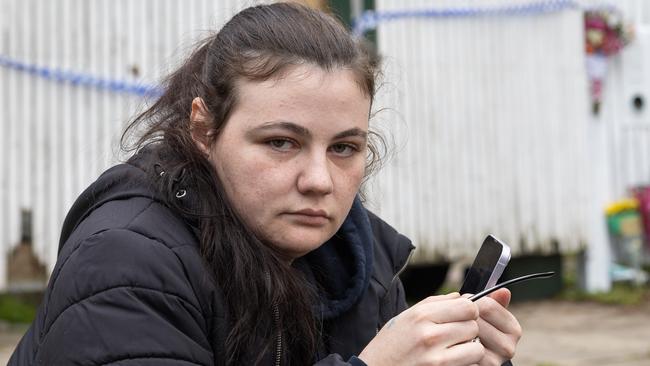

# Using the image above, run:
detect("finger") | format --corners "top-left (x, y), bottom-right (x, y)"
top-left (419, 297), bottom-right (479, 324)
top-left (478, 348), bottom-right (506, 366)
top-left (421, 320), bottom-right (479, 349)
top-left (432, 340), bottom-right (484, 366)
top-left (445, 320), bottom-right (480, 347)
top-left (476, 296), bottom-right (520, 335)
top-left (488, 288), bottom-right (511, 308)
top-left (477, 317), bottom-right (518, 361)
top-left (419, 292), bottom-right (461, 304)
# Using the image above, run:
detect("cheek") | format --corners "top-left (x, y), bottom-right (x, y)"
top-left (340, 159), bottom-right (366, 192)
top-left (212, 149), bottom-right (290, 210)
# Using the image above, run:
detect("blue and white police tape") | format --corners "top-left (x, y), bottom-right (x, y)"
top-left (0, 55), bottom-right (163, 98)
top-left (353, 0), bottom-right (579, 36)
top-left (0, 0), bottom-right (611, 94)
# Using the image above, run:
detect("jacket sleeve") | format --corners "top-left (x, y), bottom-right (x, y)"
top-left (314, 354), bottom-right (368, 366)
top-left (394, 277), bottom-right (409, 314)
top-left (310, 277), bottom-right (408, 366)
top-left (33, 229), bottom-right (213, 366)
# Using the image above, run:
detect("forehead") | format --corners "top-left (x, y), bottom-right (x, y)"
top-left (227, 64), bottom-right (371, 134)
top-left (235, 64), bottom-right (368, 106)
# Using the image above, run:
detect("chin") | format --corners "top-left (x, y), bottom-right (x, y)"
top-left (273, 233), bottom-right (332, 259)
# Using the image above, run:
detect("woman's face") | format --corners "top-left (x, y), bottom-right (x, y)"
top-left (193, 64), bottom-right (371, 260)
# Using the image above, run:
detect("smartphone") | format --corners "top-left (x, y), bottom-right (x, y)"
top-left (460, 235), bottom-right (511, 295)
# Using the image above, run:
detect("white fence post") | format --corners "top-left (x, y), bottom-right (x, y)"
top-left (584, 115), bottom-right (613, 292)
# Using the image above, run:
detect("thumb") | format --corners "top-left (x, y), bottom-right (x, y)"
top-left (488, 288), bottom-right (511, 308)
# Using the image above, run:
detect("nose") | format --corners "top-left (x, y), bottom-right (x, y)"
top-left (297, 151), bottom-right (334, 196)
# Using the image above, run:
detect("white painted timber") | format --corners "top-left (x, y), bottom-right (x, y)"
top-left (368, 0), bottom-right (592, 262)
top-left (0, 0), bottom-right (253, 288)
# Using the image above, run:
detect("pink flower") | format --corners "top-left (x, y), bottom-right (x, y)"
top-left (586, 14), bottom-right (607, 30)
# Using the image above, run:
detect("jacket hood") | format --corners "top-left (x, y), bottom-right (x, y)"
top-left (59, 148), bottom-right (376, 320)
top-left (298, 196), bottom-right (375, 320)
top-left (57, 152), bottom-right (162, 253)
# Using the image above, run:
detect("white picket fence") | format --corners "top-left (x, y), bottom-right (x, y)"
top-left (1, 0), bottom-right (650, 288)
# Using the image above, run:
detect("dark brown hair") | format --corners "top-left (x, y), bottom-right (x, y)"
top-left (123, 3), bottom-right (380, 365)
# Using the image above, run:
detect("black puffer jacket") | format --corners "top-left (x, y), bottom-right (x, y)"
top-left (9, 149), bottom-right (414, 366)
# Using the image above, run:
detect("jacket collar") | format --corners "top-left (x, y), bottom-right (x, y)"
top-left (297, 196), bottom-right (374, 320)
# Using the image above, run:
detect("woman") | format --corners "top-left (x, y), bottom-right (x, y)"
top-left (10, 3), bottom-right (521, 365)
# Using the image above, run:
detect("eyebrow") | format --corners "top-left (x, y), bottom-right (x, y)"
top-left (334, 127), bottom-right (367, 140)
top-left (254, 121), bottom-right (311, 137)
top-left (250, 121), bottom-right (367, 140)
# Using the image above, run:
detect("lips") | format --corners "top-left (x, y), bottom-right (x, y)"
top-left (293, 208), bottom-right (329, 217)
top-left (286, 209), bottom-right (330, 226)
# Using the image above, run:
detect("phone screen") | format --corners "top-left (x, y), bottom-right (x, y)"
top-left (460, 235), bottom-right (509, 294)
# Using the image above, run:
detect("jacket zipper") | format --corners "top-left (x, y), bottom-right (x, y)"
top-left (274, 304), bottom-right (282, 366)
top-left (391, 248), bottom-right (414, 286)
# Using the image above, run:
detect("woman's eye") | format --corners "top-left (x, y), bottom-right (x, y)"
top-left (330, 143), bottom-right (358, 156)
top-left (267, 139), bottom-right (295, 151)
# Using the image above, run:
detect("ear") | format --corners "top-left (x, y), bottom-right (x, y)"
top-left (190, 97), bottom-right (215, 156)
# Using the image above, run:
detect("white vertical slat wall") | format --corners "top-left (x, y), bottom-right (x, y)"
top-left (0, 0), bottom-right (256, 289)
top-left (366, 0), bottom-right (592, 262)
top-left (597, 0), bottom-right (650, 199)
top-left (4, 0), bottom-right (648, 284)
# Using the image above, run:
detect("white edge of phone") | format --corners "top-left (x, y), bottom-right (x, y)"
top-left (484, 235), bottom-right (512, 290)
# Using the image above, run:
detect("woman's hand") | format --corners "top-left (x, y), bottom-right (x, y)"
top-left (475, 288), bottom-right (522, 365)
top-left (358, 293), bottom-right (485, 366)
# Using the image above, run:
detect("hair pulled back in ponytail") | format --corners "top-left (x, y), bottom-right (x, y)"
top-left (122, 3), bottom-right (380, 365)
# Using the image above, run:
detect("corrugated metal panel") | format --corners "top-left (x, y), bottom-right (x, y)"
top-left (367, 0), bottom-right (592, 261)
top-left (0, 0), bottom-right (250, 288)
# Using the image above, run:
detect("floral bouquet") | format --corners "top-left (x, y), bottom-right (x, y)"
top-left (585, 9), bottom-right (633, 56)
top-left (584, 8), bottom-right (634, 114)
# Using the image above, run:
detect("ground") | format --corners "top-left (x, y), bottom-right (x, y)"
top-left (0, 299), bottom-right (649, 365)
top-left (510, 299), bottom-right (650, 366)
